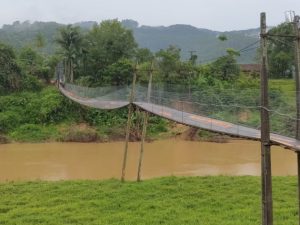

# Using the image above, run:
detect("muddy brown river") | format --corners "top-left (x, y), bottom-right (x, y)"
top-left (0, 140), bottom-right (297, 181)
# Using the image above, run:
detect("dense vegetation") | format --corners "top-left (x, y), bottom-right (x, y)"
top-left (0, 176), bottom-right (298, 224)
top-left (0, 19), bottom-right (297, 142)
top-left (0, 87), bottom-right (169, 143)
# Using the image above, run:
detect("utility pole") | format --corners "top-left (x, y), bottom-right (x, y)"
top-left (294, 15), bottom-right (300, 140)
top-left (260, 12), bottom-right (273, 225)
top-left (189, 51), bottom-right (196, 58)
top-left (189, 51), bottom-right (197, 65)
top-left (293, 15), bottom-right (300, 225)
top-left (121, 64), bottom-right (137, 182)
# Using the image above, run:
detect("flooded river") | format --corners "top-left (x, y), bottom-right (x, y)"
top-left (0, 139), bottom-right (297, 181)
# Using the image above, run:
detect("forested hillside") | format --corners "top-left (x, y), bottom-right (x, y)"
top-left (0, 20), bottom-right (259, 63)
top-left (122, 20), bottom-right (259, 63)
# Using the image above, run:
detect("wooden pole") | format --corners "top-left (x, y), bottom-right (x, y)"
top-left (137, 112), bottom-right (149, 182)
top-left (147, 63), bottom-right (153, 104)
top-left (294, 15), bottom-right (300, 140)
top-left (260, 12), bottom-right (273, 225)
top-left (121, 65), bottom-right (137, 182)
top-left (297, 152), bottom-right (300, 225)
top-left (293, 15), bottom-right (300, 225)
top-left (137, 62), bottom-right (153, 181)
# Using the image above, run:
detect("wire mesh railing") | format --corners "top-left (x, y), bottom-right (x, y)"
top-left (64, 83), bottom-right (131, 102)
top-left (135, 83), bottom-right (297, 138)
top-left (59, 80), bottom-right (298, 139)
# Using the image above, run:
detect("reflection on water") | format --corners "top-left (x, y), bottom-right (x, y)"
top-left (0, 140), bottom-right (297, 181)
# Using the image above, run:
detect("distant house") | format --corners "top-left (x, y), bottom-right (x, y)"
top-left (239, 64), bottom-right (261, 75)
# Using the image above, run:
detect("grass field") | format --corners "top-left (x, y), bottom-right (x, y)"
top-left (0, 176), bottom-right (298, 225)
top-left (270, 79), bottom-right (295, 105)
top-left (270, 79), bottom-right (295, 92)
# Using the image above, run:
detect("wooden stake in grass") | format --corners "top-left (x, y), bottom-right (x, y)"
top-left (137, 112), bottom-right (149, 182)
top-left (121, 64), bottom-right (137, 182)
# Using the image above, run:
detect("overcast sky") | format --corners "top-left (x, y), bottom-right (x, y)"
top-left (1, 0), bottom-right (300, 31)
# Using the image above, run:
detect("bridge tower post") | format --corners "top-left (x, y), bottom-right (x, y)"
top-left (260, 12), bottom-right (273, 225)
top-left (137, 62), bottom-right (153, 182)
top-left (293, 14), bottom-right (300, 225)
top-left (121, 64), bottom-right (137, 182)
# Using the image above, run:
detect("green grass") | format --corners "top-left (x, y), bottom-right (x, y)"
top-left (270, 79), bottom-right (295, 92)
top-left (0, 176), bottom-right (298, 225)
top-left (270, 79), bottom-right (296, 105)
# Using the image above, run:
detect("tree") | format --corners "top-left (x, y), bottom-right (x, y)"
top-left (155, 45), bottom-right (181, 82)
top-left (178, 61), bottom-right (198, 84)
top-left (56, 25), bottom-right (83, 82)
top-left (86, 20), bottom-right (137, 78)
top-left (17, 47), bottom-right (53, 83)
top-left (0, 43), bottom-right (22, 92)
top-left (135, 48), bottom-right (154, 63)
top-left (18, 47), bottom-right (43, 76)
top-left (267, 22), bottom-right (294, 78)
top-left (211, 48), bottom-right (240, 81)
top-left (103, 59), bottom-right (134, 85)
top-left (44, 55), bottom-right (62, 83)
top-left (218, 34), bottom-right (228, 42)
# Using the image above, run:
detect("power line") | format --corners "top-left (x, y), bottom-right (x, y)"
top-left (268, 36), bottom-right (294, 48)
top-left (239, 46), bottom-right (259, 53)
top-left (267, 33), bottom-right (296, 39)
top-left (198, 39), bottom-right (260, 64)
top-left (238, 40), bottom-right (260, 52)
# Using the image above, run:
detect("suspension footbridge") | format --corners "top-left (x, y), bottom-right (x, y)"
top-left (59, 82), bottom-right (300, 151)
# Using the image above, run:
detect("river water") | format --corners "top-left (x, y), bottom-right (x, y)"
top-left (0, 140), bottom-right (297, 181)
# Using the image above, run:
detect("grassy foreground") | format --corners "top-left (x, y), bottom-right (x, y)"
top-left (0, 176), bottom-right (298, 225)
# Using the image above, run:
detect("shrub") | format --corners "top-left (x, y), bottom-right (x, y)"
top-left (0, 111), bottom-right (22, 132)
top-left (21, 75), bottom-right (43, 92)
top-left (60, 124), bottom-right (99, 142)
top-left (9, 124), bottom-right (59, 142)
top-left (147, 116), bottom-right (168, 135)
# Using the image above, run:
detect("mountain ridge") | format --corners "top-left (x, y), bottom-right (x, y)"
top-left (0, 20), bottom-right (260, 63)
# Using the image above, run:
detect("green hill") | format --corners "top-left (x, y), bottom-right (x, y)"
top-left (0, 21), bottom-right (62, 54)
top-left (0, 20), bottom-right (259, 63)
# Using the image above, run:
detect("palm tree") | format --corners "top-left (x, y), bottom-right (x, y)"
top-left (56, 25), bottom-right (83, 82)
